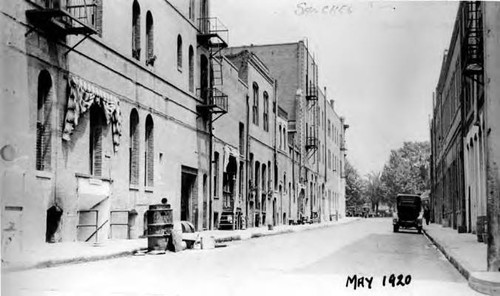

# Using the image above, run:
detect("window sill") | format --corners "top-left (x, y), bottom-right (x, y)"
top-left (36, 170), bottom-right (53, 180)
top-left (129, 184), bottom-right (140, 191)
top-left (177, 66), bottom-right (183, 73)
top-left (75, 172), bottom-right (113, 183)
top-left (145, 186), bottom-right (154, 193)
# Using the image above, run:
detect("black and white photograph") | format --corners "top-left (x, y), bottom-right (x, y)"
top-left (1, 0), bottom-right (500, 295)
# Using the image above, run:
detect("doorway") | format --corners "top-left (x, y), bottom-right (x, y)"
top-left (272, 198), bottom-right (277, 226)
top-left (46, 206), bottom-right (63, 243)
top-left (181, 167), bottom-right (198, 224)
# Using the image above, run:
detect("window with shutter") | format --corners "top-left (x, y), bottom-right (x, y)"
top-left (252, 83), bottom-right (259, 125)
top-left (145, 11), bottom-right (154, 65)
top-left (132, 0), bottom-right (141, 60)
top-left (189, 46), bottom-right (194, 92)
top-left (129, 109), bottom-right (140, 185)
top-left (145, 115), bottom-right (154, 187)
top-left (36, 70), bottom-right (52, 171)
top-left (177, 35), bottom-right (183, 70)
top-left (263, 92), bottom-right (269, 131)
top-left (89, 105), bottom-right (103, 177)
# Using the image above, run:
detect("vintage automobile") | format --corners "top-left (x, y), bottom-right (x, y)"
top-left (393, 194), bottom-right (423, 233)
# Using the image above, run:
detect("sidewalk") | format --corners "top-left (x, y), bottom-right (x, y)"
top-left (423, 223), bottom-right (486, 278)
top-left (1, 217), bottom-right (358, 273)
top-left (423, 223), bottom-right (500, 295)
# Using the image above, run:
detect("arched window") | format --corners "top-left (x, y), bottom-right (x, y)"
top-left (132, 0), bottom-right (141, 60)
top-left (263, 91), bottom-right (269, 131)
top-left (200, 54), bottom-right (208, 102)
top-left (177, 35), bottom-right (183, 70)
top-left (129, 109), bottom-right (140, 185)
top-left (145, 115), bottom-right (154, 186)
top-left (252, 82), bottom-right (259, 125)
top-left (189, 45), bottom-right (194, 92)
top-left (36, 70), bottom-right (52, 171)
top-left (89, 104), bottom-right (104, 176)
top-left (145, 11), bottom-right (154, 65)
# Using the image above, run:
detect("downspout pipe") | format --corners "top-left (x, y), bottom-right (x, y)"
top-left (273, 79), bottom-right (280, 225)
top-left (245, 94), bottom-right (250, 228)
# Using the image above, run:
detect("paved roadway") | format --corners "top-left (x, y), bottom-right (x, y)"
top-left (2, 218), bottom-right (480, 296)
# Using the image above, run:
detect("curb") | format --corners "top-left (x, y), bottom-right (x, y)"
top-left (469, 272), bottom-right (500, 296)
top-left (423, 228), bottom-right (471, 280)
top-left (4, 219), bottom-right (358, 273)
top-left (2, 247), bottom-right (147, 273)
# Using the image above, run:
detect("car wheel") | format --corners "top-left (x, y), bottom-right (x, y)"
top-left (393, 225), bottom-right (399, 233)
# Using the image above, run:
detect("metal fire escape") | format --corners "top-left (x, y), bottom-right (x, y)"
top-left (26, 0), bottom-right (98, 54)
top-left (197, 17), bottom-right (229, 123)
top-left (305, 73), bottom-right (319, 154)
top-left (461, 1), bottom-right (484, 120)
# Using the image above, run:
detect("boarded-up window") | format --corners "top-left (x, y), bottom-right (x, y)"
top-left (189, 46), bottom-right (194, 92)
top-left (89, 105), bottom-right (104, 177)
top-left (145, 11), bottom-right (154, 63)
top-left (36, 70), bottom-right (52, 171)
top-left (144, 115), bottom-right (154, 186)
top-left (129, 109), bottom-right (139, 185)
top-left (177, 35), bottom-right (183, 69)
top-left (132, 0), bottom-right (141, 60)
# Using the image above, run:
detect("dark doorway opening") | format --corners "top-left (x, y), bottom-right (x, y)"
top-left (46, 205), bottom-right (63, 243)
top-left (181, 168), bottom-right (197, 224)
top-left (273, 198), bottom-right (277, 226)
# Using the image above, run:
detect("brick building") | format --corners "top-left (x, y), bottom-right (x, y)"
top-left (224, 42), bottom-right (348, 223)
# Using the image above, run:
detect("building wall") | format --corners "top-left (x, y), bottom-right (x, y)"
top-left (1, 0), bottom-right (213, 258)
top-left (212, 56), bottom-right (248, 229)
top-left (225, 42), bottom-right (348, 222)
top-left (430, 9), bottom-right (465, 230)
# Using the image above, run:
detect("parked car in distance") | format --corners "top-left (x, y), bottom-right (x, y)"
top-left (393, 194), bottom-right (423, 234)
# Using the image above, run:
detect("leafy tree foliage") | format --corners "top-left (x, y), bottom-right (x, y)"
top-left (345, 159), bottom-right (365, 208)
top-left (380, 141), bottom-right (430, 208)
top-left (365, 171), bottom-right (384, 211)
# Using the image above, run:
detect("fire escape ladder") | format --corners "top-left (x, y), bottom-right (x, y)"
top-left (461, 1), bottom-right (483, 77)
top-left (197, 17), bottom-right (229, 123)
top-left (461, 1), bottom-right (484, 123)
top-left (26, 0), bottom-right (98, 55)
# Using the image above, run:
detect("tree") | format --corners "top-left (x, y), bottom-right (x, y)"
top-left (364, 171), bottom-right (384, 212)
top-left (345, 159), bottom-right (365, 208)
top-left (380, 141), bottom-right (430, 208)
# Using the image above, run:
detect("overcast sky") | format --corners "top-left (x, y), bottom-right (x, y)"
top-left (212, 0), bottom-right (459, 176)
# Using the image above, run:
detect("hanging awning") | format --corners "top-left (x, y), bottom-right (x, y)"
top-left (62, 75), bottom-right (122, 152)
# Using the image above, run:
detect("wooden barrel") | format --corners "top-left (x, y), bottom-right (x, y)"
top-left (147, 204), bottom-right (173, 251)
